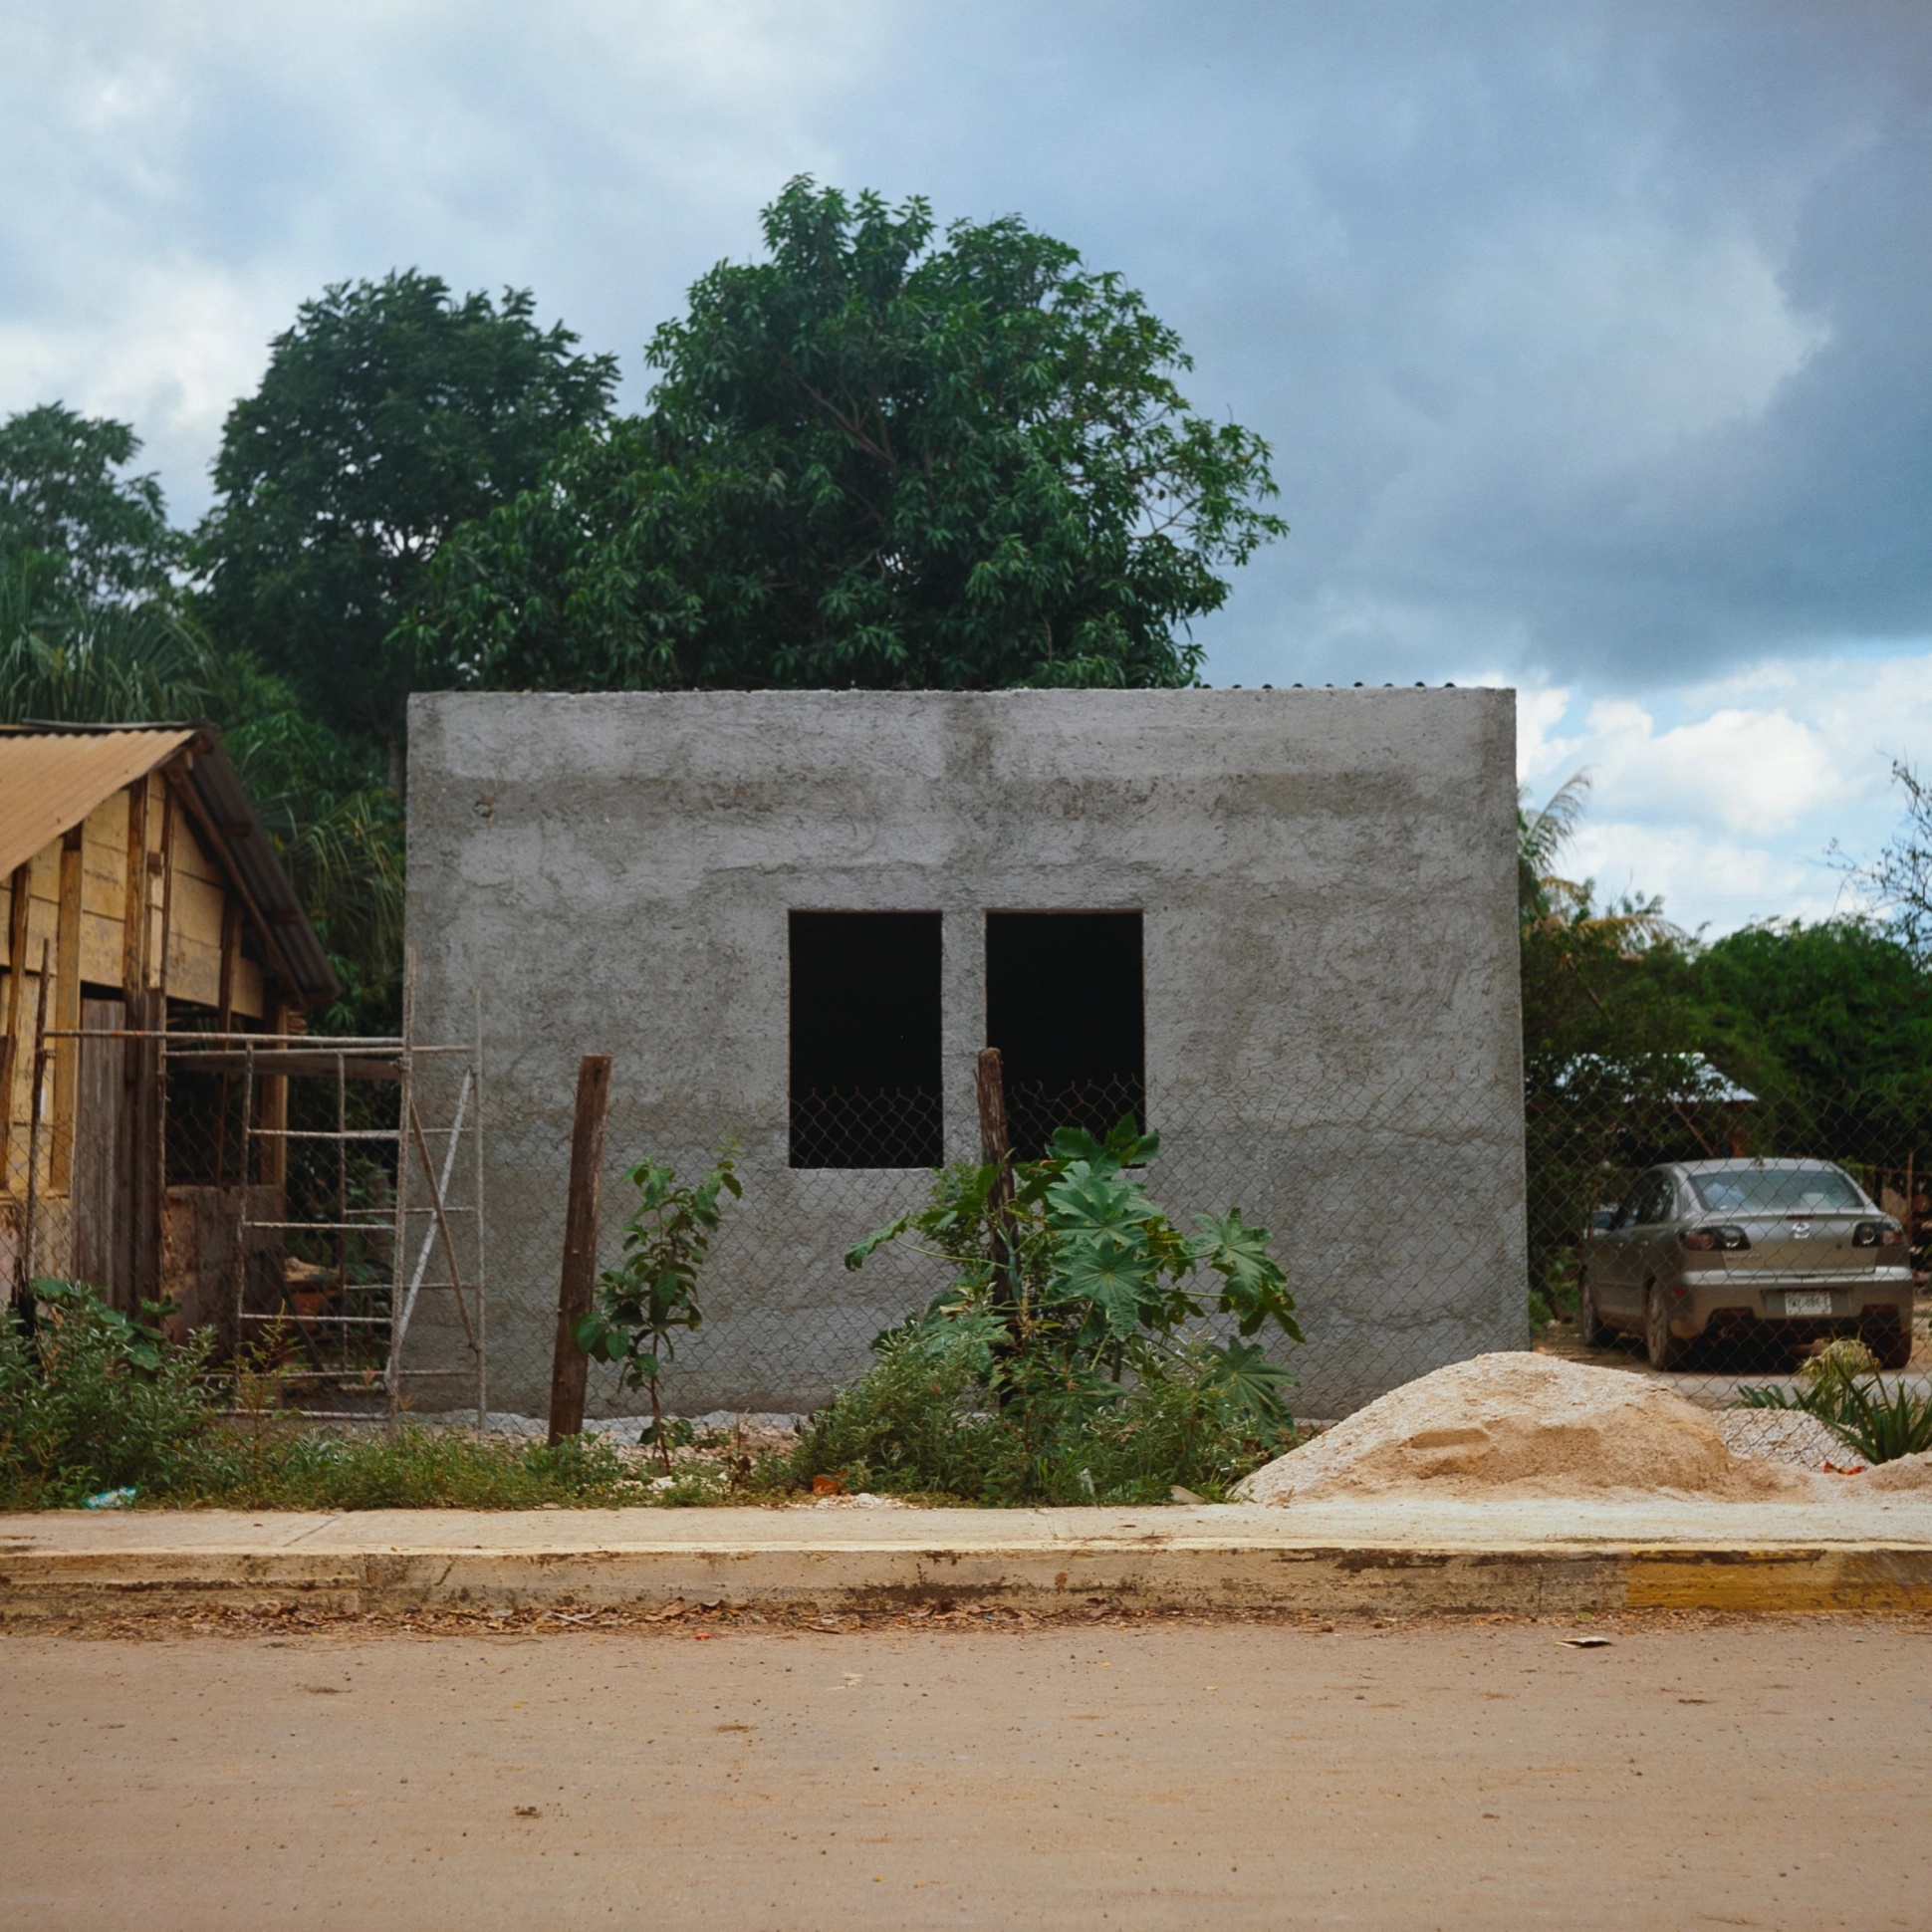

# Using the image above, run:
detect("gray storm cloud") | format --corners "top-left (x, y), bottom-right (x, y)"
top-left (1, 0), bottom-right (1926, 694)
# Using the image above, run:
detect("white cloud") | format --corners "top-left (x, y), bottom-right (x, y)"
top-left (1565, 820), bottom-right (1851, 932)
top-left (1512, 646), bottom-right (1932, 935)
top-left (1582, 698), bottom-right (1847, 835)
top-left (0, 0), bottom-right (890, 516)
top-left (1512, 682), bottom-right (1575, 784)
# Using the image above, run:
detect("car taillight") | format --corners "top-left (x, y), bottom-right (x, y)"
top-left (1854, 1221), bottom-right (1905, 1248)
top-left (1681, 1225), bottom-right (1750, 1252)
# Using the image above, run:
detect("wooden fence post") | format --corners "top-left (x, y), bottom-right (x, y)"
top-left (976, 1047), bottom-right (1015, 1306)
top-left (547, 1055), bottom-right (612, 1446)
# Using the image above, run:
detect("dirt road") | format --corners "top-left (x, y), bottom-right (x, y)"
top-left (6, 1613), bottom-right (1929, 1929)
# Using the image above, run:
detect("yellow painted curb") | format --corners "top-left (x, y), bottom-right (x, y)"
top-left (4, 1540), bottom-right (1929, 1620)
top-left (1625, 1547), bottom-right (1932, 1613)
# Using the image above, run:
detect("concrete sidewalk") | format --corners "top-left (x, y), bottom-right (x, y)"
top-left (5, 1490), bottom-right (1932, 1619)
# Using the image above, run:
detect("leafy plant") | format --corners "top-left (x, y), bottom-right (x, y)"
top-left (851, 1116), bottom-right (1297, 1352)
top-left (0, 551), bottom-right (210, 726)
top-left (0, 1284), bottom-right (689, 1510)
top-left (1815, 1374), bottom-right (1932, 1466)
top-left (576, 1141), bottom-right (742, 1468)
top-left (0, 1282), bottom-right (220, 1508)
top-left (811, 1116), bottom-right (1302, 1504)
top-left (1734, 1337), bottom-right (1932, 1465)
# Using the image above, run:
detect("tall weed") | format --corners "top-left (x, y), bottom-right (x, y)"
top-left (166, 1419), bottom-right (637, 1511)
top-left (794, 1317), bottom-right (1295, 1506)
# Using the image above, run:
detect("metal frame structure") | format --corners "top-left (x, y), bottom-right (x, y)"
top-left (35, 972), bottom-right (486, 1425)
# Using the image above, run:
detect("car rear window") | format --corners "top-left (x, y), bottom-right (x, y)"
top-left (1689, 1167), bottom-right (1864, 1214)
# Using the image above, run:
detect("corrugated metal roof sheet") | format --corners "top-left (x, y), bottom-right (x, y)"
top-left (0, 723), bottom-right (341, 1007)
top-left (0, 725), bottom-right (196, 878)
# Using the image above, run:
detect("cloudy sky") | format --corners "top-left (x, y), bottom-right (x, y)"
top-left (5, 0), bottom-right (1929, 935)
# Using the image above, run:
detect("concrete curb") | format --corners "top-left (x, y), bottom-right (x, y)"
top-left (6, 1532), bottom-right (1932, 1619)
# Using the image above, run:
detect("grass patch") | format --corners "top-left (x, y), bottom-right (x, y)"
top-left (157, 1421), bottom-right (643, 1511)
top-left (2, 1280), bottom-right (1289, 1512)
top-left (0, 1282), bottom-right (801, 1512)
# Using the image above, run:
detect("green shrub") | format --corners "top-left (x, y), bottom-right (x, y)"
top-left (793, 1311), bottom-right (1012, 1501)
top-left (794, 1322), bottom-right (1294, 1506)
top-left (0, 1282), bottom-right (222, 1508)
top-left (800, 1117), bottom-right (1303, 1504)
top-left (576, 1141), bottom-right (741, 1468)
top-left (0, 1281), bottom-right (652, 1510)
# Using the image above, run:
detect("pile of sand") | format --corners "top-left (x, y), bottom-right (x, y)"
top-left (1866, 1449), bottom-right (1932, 1492)
top-left (1234, 1352), bottom-right (1808, 1504)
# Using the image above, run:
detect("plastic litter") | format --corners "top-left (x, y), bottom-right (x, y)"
top-left (82, 1487), bottom-right (136, 1510)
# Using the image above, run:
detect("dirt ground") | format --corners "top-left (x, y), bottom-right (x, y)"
top-left (6, 1608), bottom-right (1931, 1931)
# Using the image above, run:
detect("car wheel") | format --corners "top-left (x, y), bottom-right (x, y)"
top-left (1577, 1272), bottom-right (1608, 1348)
top-left (1862, 1319), bottom-right (1915, 1372)
top-left (1644, 1285), bottom-right (1692, 1370)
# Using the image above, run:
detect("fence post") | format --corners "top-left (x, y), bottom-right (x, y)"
top-left (976, 1047), bottom-right (1016, 1305)
top-left (547, 1055), bottom-right (612, 1446)
top-left (14, 941), bottom-right (51, 1329)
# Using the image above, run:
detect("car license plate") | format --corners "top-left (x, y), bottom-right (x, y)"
top-left (1783, 1292), bottom-right (1832, 1317)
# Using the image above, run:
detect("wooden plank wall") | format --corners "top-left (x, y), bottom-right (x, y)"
top-left (0, 767), bottom-right (268, 1230)
top-left (73, 996), bottom-right (125, 1297)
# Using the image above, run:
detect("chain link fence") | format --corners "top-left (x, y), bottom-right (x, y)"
top-left (415, 1053), bottom-right (1929, 1436)
top-left (452, 1066), bottom-right (1527, 1428)
top-left (19, 1013), bottom-right (1923, 1438)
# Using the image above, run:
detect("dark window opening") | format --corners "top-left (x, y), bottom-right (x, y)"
top-left (790, 912), bottom-right (943, 1168)
top-left (985, 911), bottom-right (1144, 1161)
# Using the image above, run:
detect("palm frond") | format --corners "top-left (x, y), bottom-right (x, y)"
top-left (222, 709), bottom-right (404, 977)
top-left (0, 551), bottom-right (209, 725)
top-left (1518, 770), bottom-right (1592, 920)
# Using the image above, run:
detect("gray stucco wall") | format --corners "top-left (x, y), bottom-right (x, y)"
top-left (404, 688), bottom-right (1526, 1420)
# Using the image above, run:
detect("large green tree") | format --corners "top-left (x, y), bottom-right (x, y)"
top-left (0, 402), bottom-right (180, 600)
top-left (408, 179), bottom-right (1286, 692)
top-left (194, 272), bottom-right (616, 774)
top-left (1679, 918), bottom-right (1932, 1144)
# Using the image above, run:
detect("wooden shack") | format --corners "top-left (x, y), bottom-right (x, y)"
top-left (1, 723), bottom-right (339, 1315)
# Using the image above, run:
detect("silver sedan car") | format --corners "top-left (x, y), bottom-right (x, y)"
top-left (1578, 1157), bottom-right (1915, 1369)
